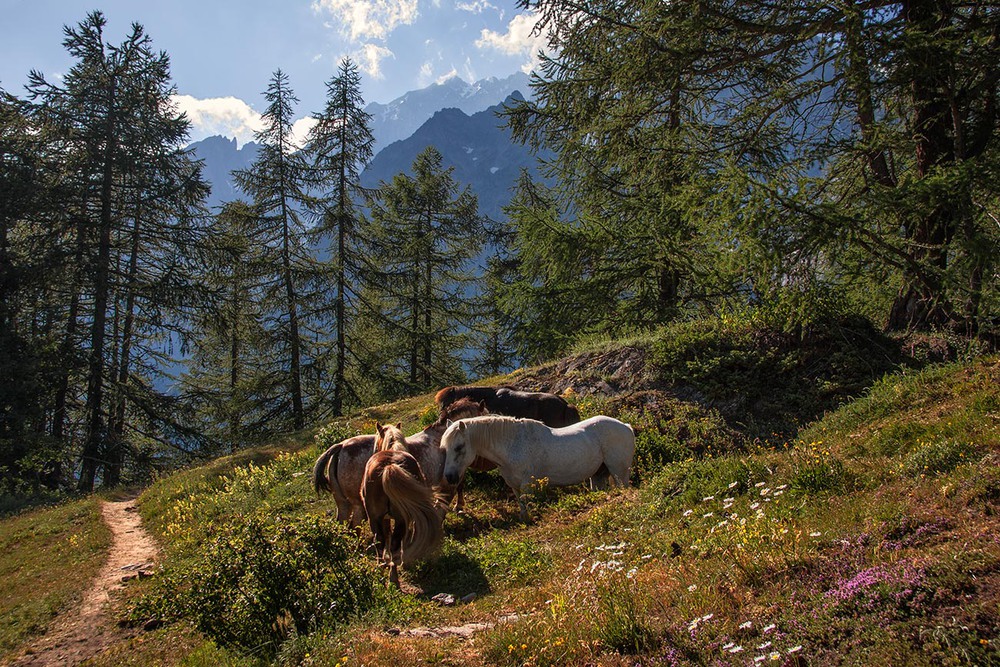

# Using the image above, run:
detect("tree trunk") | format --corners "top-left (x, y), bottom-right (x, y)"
top-left (887, 0), bottom-right (956, 332)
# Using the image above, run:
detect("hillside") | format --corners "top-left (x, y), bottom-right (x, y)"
top-left (1, 320), bottom-right (998, 666)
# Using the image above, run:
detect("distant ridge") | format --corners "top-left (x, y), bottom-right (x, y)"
top-left (361, 91), bottom-right (551, 222)
top-left (365, 72), bottom-right (531, 153)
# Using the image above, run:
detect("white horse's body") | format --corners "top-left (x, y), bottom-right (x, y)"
top-left (441, 415), bottom-right (635, 519)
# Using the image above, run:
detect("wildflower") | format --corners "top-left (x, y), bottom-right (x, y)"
top-left (683, 509), bottom-right (693, 517)
top-left (763, 623), bottom-right (776, 633)
top-left (739, 621), bottom-right (753, 630)
top-left (701, 613), bottom-right (714, 622)
top-left (627, 568), bottom-right (637, 578)
top-left (728, 645), bottom-right (744, 653)
top-left (757, 641), bottom-right (772, 650)
top-left (724, 497), bottom-right (735, 503)
top-left (750, 502), bottom-right (760, 510)
top-left (688, 584), bottom-right (697, 592)
top-left (755, 482), bottom-right (766, 487)
top-left (787, 645), bottom-right (802, 654)
top-left (754, 656), bottom-right (767, 664)
top-left (722, 642), bottom-right (735, 650)
top-left (703, 512), bottom-right (714, 518)
top-left (810, 531), bottom-right (822, 537)
top-left (703, 495), bottom-right (716, 502)
top-left (760, 488), bottom-right (771, 496)
top-left (777, 484), bottom-right (788, 490)
top-left (770, 652), bottom-right (781, 661)
top-left (729, 481), bottom-right (738, 489)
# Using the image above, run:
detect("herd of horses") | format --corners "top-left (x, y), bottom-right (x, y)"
top-left (311, 385), bottom-right (635, 584)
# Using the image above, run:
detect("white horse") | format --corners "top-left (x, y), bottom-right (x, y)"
top-left (441, 415), bottom-right (635, 520)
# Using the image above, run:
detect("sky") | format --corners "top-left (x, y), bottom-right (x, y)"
top-left (0, 0), bottom-right (547, 144)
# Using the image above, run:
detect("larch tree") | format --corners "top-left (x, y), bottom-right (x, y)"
top-left (233, 70), bottom-right (316, 431)
top-left (305, 57), bottom-right (375, 417)
top-left (364, 146), bottom-right (483, 394)
top-left (510, 0), bottom-right (1000, 334)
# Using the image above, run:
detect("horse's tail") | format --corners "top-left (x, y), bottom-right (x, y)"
top-left (312, 443), bottom-right (342, 495)
top-left (380, 463), bottom-right (445, 564)
top-left (434, 386), bottom-right (455, 408)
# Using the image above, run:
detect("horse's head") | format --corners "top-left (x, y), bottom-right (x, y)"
top-left (436, 397), bottom-right (488, 426)
top-left (374, 422), bottom-right (405, 452)
top-left (441, 420), bottom-right (476, 485)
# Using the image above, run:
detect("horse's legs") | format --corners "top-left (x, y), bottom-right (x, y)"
top-left (589, 463), bottom-right (611, 490)
top-left (334, 497), bottom-right (353, 523)
top-left (455, 480), bottom-right (466, 513)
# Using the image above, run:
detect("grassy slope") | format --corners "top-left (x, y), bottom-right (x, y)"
top-left (3, 324), bottom-right (998, 666)
top-left (0, 497), bottom-right (111, 658)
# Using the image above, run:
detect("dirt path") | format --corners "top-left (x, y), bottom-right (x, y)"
top-left (8, 500), bottom-right (159, 667)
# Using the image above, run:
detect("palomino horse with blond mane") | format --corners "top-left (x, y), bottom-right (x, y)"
top-left (441, 415), bottom-right (635, 520)
top-left (312, 397), bottom-right (486, 526)
top-left (361, 448), bottom-right (446, 586)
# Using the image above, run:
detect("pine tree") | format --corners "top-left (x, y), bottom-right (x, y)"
top-left (233, 70), bottom-right (316, 431)
top-left (363, 146), bottom-right (483, 394)
top-left (305, 57), bottom-right (375, 417)
top-left (26, 12), bottom-right (209, 490)
top-left (512, 0), bottom-right (1000, 333)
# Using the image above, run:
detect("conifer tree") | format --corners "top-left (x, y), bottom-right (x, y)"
top-left (233, 70), bottom-right (315, 430)
top-left (364, 146), bottom-right (483, 394)
top-left (26, 12), bottom-right (208, 490)
top-left (512, 0), bottom-right (1000, 333)
top-left (305, 57), bottom-right (375, 416)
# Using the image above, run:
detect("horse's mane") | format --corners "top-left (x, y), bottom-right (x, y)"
top-left (460, 414), bottom-right (549, 449)
top-left (434, 385), bottom-right (503, 407)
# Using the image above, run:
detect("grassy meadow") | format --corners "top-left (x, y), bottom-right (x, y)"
top-left (1, 317), bottom-right (998, 666)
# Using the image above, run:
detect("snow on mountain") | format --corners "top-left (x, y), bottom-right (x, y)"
top-left (366, 72), bottom-right (531, 153)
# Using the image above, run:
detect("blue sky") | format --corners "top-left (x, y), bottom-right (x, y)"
top-left (1, 0), bottom-right (545, 143)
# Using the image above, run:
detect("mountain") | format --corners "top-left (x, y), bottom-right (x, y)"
top-left (361, 91), bottom-right (549, 222)
top-left (188, 135), bottom-right (260, 210)
top-left (366, 72), bottom-right (531, 153)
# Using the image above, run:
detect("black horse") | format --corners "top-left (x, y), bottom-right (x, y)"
top-left (434, 385), bottom-right (581, 428)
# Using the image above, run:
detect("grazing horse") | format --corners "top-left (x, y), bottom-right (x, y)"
top-left (361, 449), bottom-right (445, 586)
top-left (441, 415), bottom-right (635, 520)
top-left (311, 397), bottom-right (486, 526)
top-left (435, 385), bottom-right (580, 428)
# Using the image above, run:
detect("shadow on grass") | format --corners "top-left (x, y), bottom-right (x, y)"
top-left (410, 546), bottom-right (491, 598)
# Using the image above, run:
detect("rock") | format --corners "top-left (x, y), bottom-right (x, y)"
top-left (430, 592), bottom-right (456, 606)
top-left (460, 592), bottom-right (477, 604)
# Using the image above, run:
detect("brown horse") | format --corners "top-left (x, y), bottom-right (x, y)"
top-left (435, 385), bottom-right (581, 428)
top-left (361, 449), bottom-right (445, 586)
top-left (312, 397), bottom-right (487, 526)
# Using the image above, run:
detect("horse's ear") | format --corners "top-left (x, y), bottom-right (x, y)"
top-left (446, 419), bottom-right (453, 428)
top-left (458, 421), bottom-right (466, 432)
top-left (376, 422), bottom-right (384, 435)
top-left (395, 422), bottom-right (401, 430)
top-left (478, 399), bottom-right (488, 412)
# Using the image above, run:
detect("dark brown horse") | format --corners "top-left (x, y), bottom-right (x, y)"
top-left (361, 449), bottom-right (445, 586)
top-left (312, 397), bottom-right (487, 526)
top-left (435, 385), bottom-right (581, 428)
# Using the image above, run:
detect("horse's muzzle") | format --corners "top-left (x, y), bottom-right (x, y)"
top-left (444, 470), bottom-right (460, 485)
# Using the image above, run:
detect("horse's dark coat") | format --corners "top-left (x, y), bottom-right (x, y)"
top-left (435, 385), bottom-right (580, 428)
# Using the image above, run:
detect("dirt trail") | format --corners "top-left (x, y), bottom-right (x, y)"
top-left (7, 500), bottom-right (159, 667)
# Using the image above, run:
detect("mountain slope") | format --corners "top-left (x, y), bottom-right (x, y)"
top-left (366, 72), bottom-right (531, 153)
top-left (361, 92), bottom-right (548, 222)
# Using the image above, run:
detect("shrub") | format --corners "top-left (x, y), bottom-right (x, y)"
top-left (131, 514), bottom-right (392, 657)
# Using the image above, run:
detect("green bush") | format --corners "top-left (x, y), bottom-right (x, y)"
top-left (131, 514), bottom-right (392, 657)
top-left (790, 456), bottom-right (851, 494)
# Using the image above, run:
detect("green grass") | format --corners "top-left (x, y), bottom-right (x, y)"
top-left (4, 324), bottom-right (999, 666)
top-left (0, 497), bottom-right (112, 659)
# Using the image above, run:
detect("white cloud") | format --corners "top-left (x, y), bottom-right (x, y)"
top-left (456, 0), bottom-right (497, 14)
top-left (354, 43), bottom-right (395, 79)
top-left (436, 67), bottom-right (459, 85)
top-left (290, 116), bottom-right (319, 150)
top-left (475, 10), bottom-right (545, 73)
top-left (311, 0), bottom-right (419, 41)
top-left (173, 95), bottom-right (263, 145)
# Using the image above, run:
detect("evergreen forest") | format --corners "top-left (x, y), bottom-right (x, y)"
top-left (2, 2), bottom-right (999, 500)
